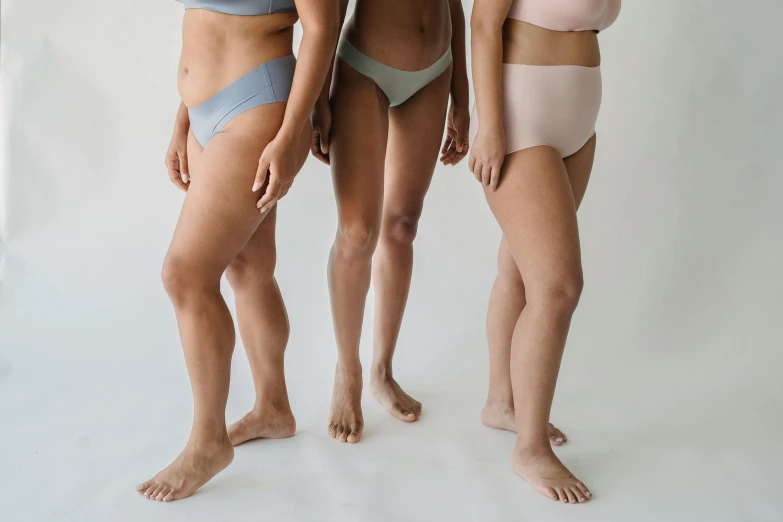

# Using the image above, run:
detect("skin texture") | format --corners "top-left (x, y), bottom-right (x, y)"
top-left (137, 1), bottom-right (339, 502)
top-left (312, 0), bottom-right (470, 442)
top-left (470, 0), bottom-right (604, 504)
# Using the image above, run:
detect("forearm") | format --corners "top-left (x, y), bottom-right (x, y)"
top-left (174, 101), bottom-right (190, 134)
top-left (470, 2), bottom-right (509, 132)
top-left (277, 1), bottom-right (340, 142)
top-left (449, 0), bottom-right (470, 109)
top-left (316, 0), bottom-right (349, 107)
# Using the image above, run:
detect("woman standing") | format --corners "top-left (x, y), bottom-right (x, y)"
top-left (136, 0), bottom-right (338, 502)
top-left (469, 0), bottom-right (620, 503)
top-left (311, 0), bottom-right (470, 443)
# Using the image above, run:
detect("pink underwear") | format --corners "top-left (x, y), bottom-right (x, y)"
top-left (469, 64), bottom-right (602, 158)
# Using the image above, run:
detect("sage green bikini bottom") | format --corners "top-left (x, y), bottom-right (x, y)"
top-left (336, 36), bottom-right (453, 107)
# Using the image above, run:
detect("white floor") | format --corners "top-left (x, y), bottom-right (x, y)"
top-left (2, 240), bottom-right (782, 522)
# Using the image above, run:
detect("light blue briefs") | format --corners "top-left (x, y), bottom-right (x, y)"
top-left (188, 55), bottom-right (296, 147)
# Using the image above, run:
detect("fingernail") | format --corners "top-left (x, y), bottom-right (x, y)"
top-left (252, 182), bottom-right (261, 192)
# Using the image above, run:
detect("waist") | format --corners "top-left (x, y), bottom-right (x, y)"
top-left (178, 9), bottom-right (296, 106)
top-left (502, 19), bottom-right (600, 67)
top-left (344, 0), bottom-right (451, 71)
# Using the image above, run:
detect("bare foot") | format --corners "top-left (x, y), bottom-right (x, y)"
top-left (328, 362), bottom-right (364, 443)
top-left (228, 405), bottom-right (296, 446)
top-left (511, 445), bottom-right (591, 504)
top-left (136, 438), bottom-right (234, 502)
top-left (369, 369), bottom-right (422, 422)
top-left (481, 399), bottom-right (567, 445)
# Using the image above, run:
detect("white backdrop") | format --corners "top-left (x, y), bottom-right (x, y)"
top-left (1, 1), bottom-right (782, 521)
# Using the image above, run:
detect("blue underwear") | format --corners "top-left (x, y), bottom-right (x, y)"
top-left (188, 54), bottom-right (296, 147)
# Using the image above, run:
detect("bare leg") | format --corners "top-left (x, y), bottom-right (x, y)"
top-left (482, 135), bottom-right (596, 447)
top-left (136, 103), bottom-right (291, 501)
top-left (369, 64), bottom-right (452, 422)
top-left (224, 206), bottom-right (296, 446)
top-left (484, 143), bottom-right (592, 503)
top-left (326, 59), bottom-right (389, 443)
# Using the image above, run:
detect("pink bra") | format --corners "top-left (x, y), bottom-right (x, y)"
top-left (508, 0), bottom-right (621, 33)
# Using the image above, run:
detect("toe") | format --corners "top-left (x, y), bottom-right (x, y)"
top-left (565, 488), bottom-right (577, 504)
top-left (163, 489), bottom-right (176, 502)
top-left (155, 486), bottom-right (170, 501)
top-left (571, 487), bottom-right (586, 503)
top-left (575, 481), bottom-right (591, 499)
top-left (148, 485), bottom-right (164, 500)
top-left (540, 486), bottom-right (558, 501)
top-left (328, 423), bottom-right (337, 439)
top-left (136, 481), bottom-right (150, 494)
top-left (143, 483), bottom-right (157, 498)
top-left (338, 427), bottom-right (349, 443)
top-left (555, 488), bottom-right (568, 503)
top-left (347, 429), bottom-right (361, 443)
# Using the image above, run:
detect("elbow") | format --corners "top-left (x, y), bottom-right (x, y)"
top-left (304, 18), bottom-right (340, 46)
top-left (470, 12), bottom-right (504, 36)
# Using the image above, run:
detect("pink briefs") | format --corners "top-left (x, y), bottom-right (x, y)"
top-left (469, 64), bottom-right (602, 158)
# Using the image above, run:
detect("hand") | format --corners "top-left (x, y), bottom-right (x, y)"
top-left (440, 103), bottom-right (470, 166)
top-left (310, 100), bottom-right (332, 165)
top-left (468, 126), bottom-right (506, 191)
top-left (253, 133), bottom-right (299, 213)
top-left (164, 125), bottom-right (189, 191)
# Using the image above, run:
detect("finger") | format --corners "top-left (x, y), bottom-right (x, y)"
top-left (441, 136), bottom-right (452, 155)
top-left (489, 164), bottom-right (500, 191)
top-left (167, 166), bottom-right (188, 192)
top-left (256, 175), bottom-right (280, 212)
top-left (320, 129), bottom-right (330, 156)
top-left (253, 157), bottom-right (271, 192)
top-left (311, 129), bottom-right (321, 156)
top-left (441, 148), bottom-right (458, 165)
top-left (468, 155), bottom-right (476, 174)
top-left (178, 151), bottom-right (189, 184)
top-left (455, 128), bottom-right (466, 153)
top-left (450, 150), bottom-right (467, 166)
top-left (481, 164), bottom-right (491, 186)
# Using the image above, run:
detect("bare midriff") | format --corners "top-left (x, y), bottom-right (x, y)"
top-left (178, 9), bottom-right (298, 107)
top-left (345, 0), bottom-right (452, 71)
top-left (502, 19), bottom-right (600, 67)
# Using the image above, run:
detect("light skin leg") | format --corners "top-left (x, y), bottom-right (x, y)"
top-left (484, 143), bottom-right (592, 503)
top-left (326, 59), bottom-right (389, 443)
top-left (482, 135), bottom-right (595, 449)
top-left (369, 64), bottom-right (453, 422)
top-left (136, 103), bottom-right (303, 501)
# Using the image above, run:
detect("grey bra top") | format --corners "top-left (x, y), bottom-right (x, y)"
top-left (177, 0), bottom-right (296, 16)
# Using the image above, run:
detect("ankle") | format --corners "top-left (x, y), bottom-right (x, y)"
top-left (336, 358), bottom-right (362, 374)
top-left (251, 396), bottom-right (291, 416)
top-left (513, 436), bottom-right (554, 457)
top-left (370, 362), bottom-right (393, 381)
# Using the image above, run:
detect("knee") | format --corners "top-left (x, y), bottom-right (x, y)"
top-left (336, 221), bottom-right (379, 259)
top-left (225, 253), bottom-right (275, 290)
top-left (161, 256), bottom-right (213, 306)
top-left (530, 270), bottom-right (584, 315)
top-left (382, 213), bottom-right (420, 246)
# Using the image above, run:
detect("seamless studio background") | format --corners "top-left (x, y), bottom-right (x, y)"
top-left (1, 1), bottom-right (782, 521)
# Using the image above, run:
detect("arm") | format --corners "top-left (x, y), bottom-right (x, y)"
top-left (310, 0), bottom-right (349, 165)
top-left (165, 101), bottom-right (190, 191)
top-left (468, 0), bottom-right (512, 190)
top-left (254, 0), bottom-right (341, 212)
top-left (440, 0), bottom-right (471, 166)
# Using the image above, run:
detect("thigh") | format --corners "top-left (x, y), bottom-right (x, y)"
top-left (563, 134), bottom-right (597, 209)
top-left (167, 103), bottom-right (287, 277)
top-left (485, 146), bottom-right (581, 294)
top-left (383, 64), bottom-right (452, 216)
top-left (329, 59), bottom-right (390, 227)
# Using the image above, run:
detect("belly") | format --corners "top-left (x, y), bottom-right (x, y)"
top-left (502, 19), bottom-right (601, 67)
top-left (178, 9), bottom-right (298, 107)
top-left (345, 0), bottom-right (452, 71)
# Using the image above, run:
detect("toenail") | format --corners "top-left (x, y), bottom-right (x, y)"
top-left (556, 437), bottom-right (563, 442)
top-left (136, 484), bottom-right (144, 491)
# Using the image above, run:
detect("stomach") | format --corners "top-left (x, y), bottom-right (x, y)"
top-left (345, 0), bottom-right (452, 71)
top-left (502, 19), bottom-right (601, 67)
top-left (178, 9), bottom-right (298, 107)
